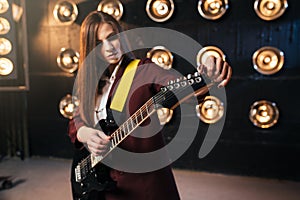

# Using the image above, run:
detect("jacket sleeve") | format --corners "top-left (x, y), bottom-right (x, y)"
top-left (68, 109), bottom-right (85, 149)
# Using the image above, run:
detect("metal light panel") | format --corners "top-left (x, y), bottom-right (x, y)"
top-left (57, 48), bottom-right (79, 73)
top-left (0, 0), bottom-right (9, 14)
top-left (198, 0), bottom-right (229, 20)
top-left (146, 0), bottom-right (175, 22)
top-left (0, 17), bottom-right (10, 35)
top-left (254, 0), bottom-right (288, 21)
top-left (196, 46), bottom-right (226, 66)
top-left (0, 57), bottom-right (13, 76)
top-left (0, 37), bottom-right (11, 55)
top-left (252, 46), bottom-right (284, 75)
top-left (59, 94), bottom-right (79, 119)
top-left (97, 0), bottom-right (124, 21)
top-left (146, 46), bottom-right (173, 70)
top-left (196, 96), bottom-right (224, 124)
top-left (249, 100), bottom-right (279, 128)
top-left (53, 1), bottom-right (78, 25)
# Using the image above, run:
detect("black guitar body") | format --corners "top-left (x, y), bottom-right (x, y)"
top-left (71, 113), bottom-right (119, 200)
top-left (71, 148), bottom-right (116, 200)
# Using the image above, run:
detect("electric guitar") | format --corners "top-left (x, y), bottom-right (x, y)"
top-left (71, 72), bottom-right (213, 200)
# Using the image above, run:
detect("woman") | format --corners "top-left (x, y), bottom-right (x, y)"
top-left (68, 11), bottom-right (232, 200)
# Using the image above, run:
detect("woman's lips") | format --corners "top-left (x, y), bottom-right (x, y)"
top-left (107, 52), bottom-right (117, 59)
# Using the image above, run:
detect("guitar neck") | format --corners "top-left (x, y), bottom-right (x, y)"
top-left (91, 97), bottom-right (157, 167)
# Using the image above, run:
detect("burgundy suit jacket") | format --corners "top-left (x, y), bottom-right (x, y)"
top-left (68, 58), bottom-right (181, 200)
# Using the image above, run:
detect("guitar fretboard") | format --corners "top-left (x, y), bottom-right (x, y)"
top-left (90, 97), bottom-right (157, 167)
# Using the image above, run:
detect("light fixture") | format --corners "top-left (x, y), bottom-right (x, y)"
top-left (254, 0), bottom-right (288, 21)
top-left (146, 0), bottom-right (175, 22)
top-left (196, 96), bottom-right (224, 124)
top-left (56, 48), bottom-right (79, 73)
top-left (249, 100), bottom-right (279, 128)
top-left (97, 0), bottom-right (124, 21)
top-left (0, 0), bottom-right (9, 14)
top-left (146, 46), bottom-right (173, 70)
top-left (53, 1), bottom-right (78, 25)
top-left (0, 37), bottom-right (12, 55)
top-left (59, 94), bottom-right (79, 119)
top-left (196, 46), bottom-right (226, 67)
top-left (12, 3), bottom-right (23, 22)
top-left (0, 57), bottom-right (13, 76)
top-left (198, 0), bottom-right (229, 20)
top-left (252, 46), bottom-right (284, 75)
top-left (0, 17), bottom-right (10, 35)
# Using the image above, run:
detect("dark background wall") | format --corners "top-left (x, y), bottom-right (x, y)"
top-left (1, 0), bottom-right (299, 181)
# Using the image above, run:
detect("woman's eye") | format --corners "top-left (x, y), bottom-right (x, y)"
top-left (96, 40), bottom-right (102, 46)
top-left (107, 35), bottom-right (118, 42)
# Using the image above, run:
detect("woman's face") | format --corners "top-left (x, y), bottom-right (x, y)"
top-left (96, 23), bottom-right (123, 64)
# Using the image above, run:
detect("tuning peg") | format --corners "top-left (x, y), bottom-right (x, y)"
top-left (176, 78), bottom-right (181, 82)
top-left (168, 80), bottom-right (174, 85)
top-left (194, 71), bottom-right (200, 77)
top-left (187, 74), bottom-right (192, 79)
top-left (167, 85), bottom-right (174, 90)
top-left (180, 80), bottom-right (187, 87)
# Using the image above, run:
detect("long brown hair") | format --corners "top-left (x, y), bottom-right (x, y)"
top-left (75, 11), bottom-right (133, 126)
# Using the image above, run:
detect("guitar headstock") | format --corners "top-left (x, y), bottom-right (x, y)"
top-left (161, 71), bottom-right (203, 92)
top-left (154, 71), bottom-right (209, 110)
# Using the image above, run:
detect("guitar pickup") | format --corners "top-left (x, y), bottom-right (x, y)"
top-left (75, 164), bottom-right (82, 182)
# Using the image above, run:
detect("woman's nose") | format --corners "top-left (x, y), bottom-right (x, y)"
top-left (103, 40), bottom-right (114, 51)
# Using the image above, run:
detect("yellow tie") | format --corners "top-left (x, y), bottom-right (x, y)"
top-left (110, 59), bottom-right (140, 112)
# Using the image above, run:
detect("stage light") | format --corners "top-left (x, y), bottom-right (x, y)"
top-left (249, 100), bottom-right (279, 128)
top-left (12, 3), bottom-right (23, 22)
top-left (53, 1), bottom-right (78, 25)
top-left (146, 46), bottom-right (173, 70)
top-left (254, 0), bottom-right (288, 21)
top-left (0, 37), bottom-right (12, 55)
top-left (196, 96), bottom-right (224, 124)
top-left (0, 0), bottom-right (9, 14)
top-left (56, 48), bottom-right (79, 73)
top-left (157, 107), bottom-right (173, 125)
top-left (196, 46), bottom-right (226, 67)
top-left (59, 94), bottom-right (79, 119)
top-left (0, 17), bottom-right (10, 34)
top-left (252, 46), bottom-right (284, 75)
top-left (0, 57), bottom-right (13, 76)
top-left (197, 0), bottom-right (229, 20)
top-left (97, 0), bottom-right (123, 21)
top-left (146, 0), bottom-right (175, 22)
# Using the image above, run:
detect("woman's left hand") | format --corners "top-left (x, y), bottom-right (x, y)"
top-left (197, 56), bottom-right (232, 88)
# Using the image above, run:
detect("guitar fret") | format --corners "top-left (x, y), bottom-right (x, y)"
top-left (111, 137), bottom-right (116, 147)
top-left (113, 136), bottom-right (117, 146)
top-left (130, 117), bottom-right (134, 130)
top-left (117, 130), bottom-right (120, 143)
top-left (134, 114), bottom-right (138, 125)
top-left (118, 127), bottom-right (123, 138)
top-left (140, 109), bottom-right (144, 121)
top-left (119, 129), bottom-right (124, 140)
top-left (126, 121), bottom-right (130, 133)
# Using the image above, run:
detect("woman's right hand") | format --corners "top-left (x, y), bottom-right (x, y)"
top-left (77, 126), bottom-right (111, 156)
